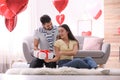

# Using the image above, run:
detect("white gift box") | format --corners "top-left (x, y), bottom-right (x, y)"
top-left (34, 50), bottom-right (53, 59)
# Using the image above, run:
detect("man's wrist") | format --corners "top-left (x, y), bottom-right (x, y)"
top-left (34, 47), bottom-right (39, 50)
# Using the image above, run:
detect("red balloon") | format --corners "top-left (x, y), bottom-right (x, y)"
top-left (82, 31), bottom-right (92, 36)
top-left (0, 0), bottom-right (6, 4)
top-left (3, 8), bottom-right (15, 19)
top-left (5, 16), bottom-right (17, 32)
top-left (118, 27), bottom-right (120, 34)
top-left (0, 3), bottom-right (7, 15)
top-left (0, 2), bottom-right (15, 19)
top-left (18, 4), bottom-right (27, 14)
top-left (0, 0), bottom-right (28, 32)
top-left (6, 0), bottom-right (28, 15)
top-left (94, 9), bottom-right (102, 20)
top-left (53, 0), bottom-right (68, 13)
top-left (56, 14), bottom-right (65, 25)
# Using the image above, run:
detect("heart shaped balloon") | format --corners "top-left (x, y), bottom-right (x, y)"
top-left (56, 14), bottom-right (65, 25)
top-left (0, 0), bottom-right (28, 32)
top-left (88, 2), bottom-right (102, 20)
top-left (0, 1), bottom-right (15, 19)
top-left (5, 16), bottom-right (17, 32)
top-left (53, 0), bottom-right (68, 13)
top-left (82, 31), bottom-right (92, 36)
top-left (6, 0), bottom-right (28, 15)
top-left (94, 9), bottom-right (102, 20)
top-left (0, 3), bottom-right (7, 15)
top-left (3, 7), bottom-right (15, 19)
top-left (0, 0), bottom-right (5, 4)
top-left (118, 27), bottom-right (120, 34)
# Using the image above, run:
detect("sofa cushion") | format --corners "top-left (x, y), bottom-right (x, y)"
top-left (75, 36), bottom-right (84, 50)
top-left (74, 50), bottom-right (104, 58)
top-left (83, 37), bottom-right (103, 50)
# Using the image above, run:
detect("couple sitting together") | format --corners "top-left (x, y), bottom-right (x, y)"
top-left (30, 14), bottom-right (97, 69)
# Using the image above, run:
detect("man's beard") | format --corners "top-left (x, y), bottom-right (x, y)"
top-left (45, 26), bottom-right (53, 30)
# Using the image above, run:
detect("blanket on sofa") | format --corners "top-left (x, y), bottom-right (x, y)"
top-left (5, 67), bottom-right (120, 75)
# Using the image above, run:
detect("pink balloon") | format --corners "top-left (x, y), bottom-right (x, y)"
top-left (5, 16), bottom-right (17, 32)
top-left (53, 0), bottom-right (68, 13)
top-left (56, 14), bottom-right (65, 25)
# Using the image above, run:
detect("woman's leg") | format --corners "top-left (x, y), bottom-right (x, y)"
top-left (61, 58), bottom-right (90, 69)
top-left (58, 59), bottom-right (71, 67)
top-left (83, 57), bottom-right (97, 69)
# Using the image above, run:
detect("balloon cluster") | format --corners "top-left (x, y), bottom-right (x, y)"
top-left (0, 0), bottom-right (28, 32)
top-left (53, 0), bottom-right (68, 25)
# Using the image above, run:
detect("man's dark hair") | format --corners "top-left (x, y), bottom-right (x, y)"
top-left (40, 15), bottom-right (51, 25)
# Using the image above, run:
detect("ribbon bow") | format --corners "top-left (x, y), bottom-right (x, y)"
top-left (37, 50), bottom-right (50, 59)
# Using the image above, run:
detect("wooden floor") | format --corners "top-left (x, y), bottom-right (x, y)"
top-left (104, 52), bottom-right (120, 69)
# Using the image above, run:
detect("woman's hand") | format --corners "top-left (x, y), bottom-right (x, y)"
top-left (59, 51), bottom-right (62, 55)
top-left (44, 58), bottom-right (51, 63)
top-left (44, 55), bottom-right (60, 63)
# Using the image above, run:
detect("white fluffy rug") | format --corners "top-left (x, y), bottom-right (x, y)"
top-left (5, 67), bottom-right (120, 75)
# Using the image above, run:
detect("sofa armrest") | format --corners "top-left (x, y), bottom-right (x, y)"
top-left (101, 43), bottom-right (111, 64)
top-left (101, 43), bottom-right (110, 54)
top-left (23, 40), bottom-right (34, 64)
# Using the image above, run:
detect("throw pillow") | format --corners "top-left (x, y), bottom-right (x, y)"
top-left (83, 37), bottom-right (104, 50)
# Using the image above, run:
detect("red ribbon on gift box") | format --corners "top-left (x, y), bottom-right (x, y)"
top-left (37, 50), bottom-right (50, 59)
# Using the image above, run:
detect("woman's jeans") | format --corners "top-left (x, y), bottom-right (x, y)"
top-left (58, 57), bottom-right (97, 69)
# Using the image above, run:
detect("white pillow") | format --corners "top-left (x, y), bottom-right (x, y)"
top-left (83, 37), bottom-right (103, 50)
top-left (11, 62), bottom-right (29, 68)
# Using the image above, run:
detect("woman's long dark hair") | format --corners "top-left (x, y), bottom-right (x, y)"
top-left (59, 24), bottom-right (79, 48)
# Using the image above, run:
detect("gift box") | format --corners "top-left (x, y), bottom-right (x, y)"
top-left (34, 50), bottom-right (54, 59)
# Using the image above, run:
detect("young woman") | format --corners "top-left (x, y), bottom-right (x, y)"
top-left (45, 24), bottom-right (97, 69)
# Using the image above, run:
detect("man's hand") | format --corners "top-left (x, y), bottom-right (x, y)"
top-left (34, 47), bottom-right (39, 50)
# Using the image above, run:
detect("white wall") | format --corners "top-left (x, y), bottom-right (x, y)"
top-left (0, 0), bottom-right (37, 72)
top-left (35, 0), bottom-right (104, 37)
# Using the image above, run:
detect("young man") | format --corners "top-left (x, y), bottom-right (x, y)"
top-left (29, 14), bottom-right (58, 68)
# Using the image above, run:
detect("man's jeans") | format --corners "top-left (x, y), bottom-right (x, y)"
top-left (58, 57), bottom-right (97, 69)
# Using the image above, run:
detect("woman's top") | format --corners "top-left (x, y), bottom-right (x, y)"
top-left (54, 39), bottom-right (77, 60)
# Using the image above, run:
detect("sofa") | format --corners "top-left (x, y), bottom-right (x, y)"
top-left (22, 35), bottom-right (110, 67)
top-left (74, 36), bottom-right (111, 66)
